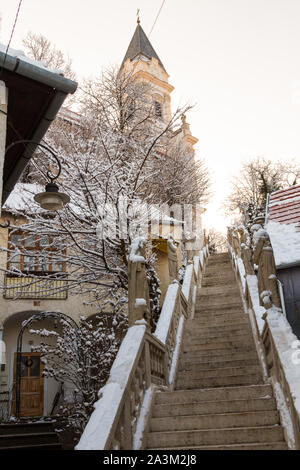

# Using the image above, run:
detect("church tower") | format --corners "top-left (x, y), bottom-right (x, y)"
top-left (120, 18), bottom-right (198, 147)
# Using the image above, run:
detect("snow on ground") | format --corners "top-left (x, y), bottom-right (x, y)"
top-left (266, 220), bottom-right (300, 267)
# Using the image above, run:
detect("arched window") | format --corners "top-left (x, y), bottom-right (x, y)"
top-left (154, 101), bottom-right (163, 119)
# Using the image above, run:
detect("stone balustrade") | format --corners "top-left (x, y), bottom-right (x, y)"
top-left (76, 237), bottom-right (208, 450)
top-left (228, 225), bottom-right (300, 449)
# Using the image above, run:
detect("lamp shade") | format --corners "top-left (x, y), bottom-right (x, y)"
top-left (34, 183), bottom-right (70, 210)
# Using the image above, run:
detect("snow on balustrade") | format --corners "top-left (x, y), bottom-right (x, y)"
top-left (181, 263), bottom-right (194, 301)
top-left (154, 281), bottom-right (179, 344)
top-left (77, 241), bottom-right (209, 450)
top-left (228, 227), bottom-right (300, 448)
top-left (76, 323), bottom-right (146, 450)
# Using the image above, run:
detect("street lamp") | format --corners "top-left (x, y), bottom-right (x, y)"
top-left (5, 140), bottom-right (70, 210)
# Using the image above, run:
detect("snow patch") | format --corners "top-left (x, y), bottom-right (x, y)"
top-left (273, 380), bottom-right (296, 449)
top-left (135, 298), bottom-right (147, 307)
top-left (133, 386), bottom-right (155, 450)
top-left (154, 282), bottom-right (179, 344)
top-left (129, 237), bottom-right (146, 263)
top-left (182, 263), bottom-right (194, 301)
top-left (266, 309), bottom-right (300, 431)
top-left (246, 275), bottom-right (266, 334)
top-left (267, 220), bottom-right (300, 267)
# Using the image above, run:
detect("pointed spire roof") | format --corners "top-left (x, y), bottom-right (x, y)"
top-left (120, 22), bottom-right (166, 73)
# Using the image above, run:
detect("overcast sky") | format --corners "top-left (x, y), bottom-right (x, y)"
top-left (1, 0), bottom-right (300, 232)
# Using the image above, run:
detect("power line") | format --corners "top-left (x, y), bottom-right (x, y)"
top-left (0, 0), bottom-right (23, 78)
top-left (149, 0), bottom-right (166, 37)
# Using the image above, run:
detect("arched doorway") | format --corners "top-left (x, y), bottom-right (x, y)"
top-left (2, 311), bottom-right (72, 419)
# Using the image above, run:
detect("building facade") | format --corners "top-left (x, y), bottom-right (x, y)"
top-left (0, 21), bottom-right (201, 421)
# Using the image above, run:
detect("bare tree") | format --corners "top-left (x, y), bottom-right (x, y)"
top-left (29, 311), bottom-right (127, 443)
top-left (150, 138), bottom-right (211, 207)
top-left (207, 228), bottom-right (227, 253)
top-left (2, 68), bottom-right (193, 316)
top-left (22, 32), bottom-right (76, 80)
top-left (225, 156), bottom-right (300, 225)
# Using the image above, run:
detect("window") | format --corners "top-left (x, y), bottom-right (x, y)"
top-left (154, 101), bottom-right (163, 119)
top-left (7, 231), bottom-right (65, 274)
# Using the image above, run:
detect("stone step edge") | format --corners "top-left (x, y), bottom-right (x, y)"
top-left (155, 384), bottom-right (272, 399)
top-left (153, 396), bottom-right (275, 410)
top-left (147, 423), bottom-right (282, 437)
top-left (151, 409), bottom-right (279, 423)
top-left (0, 432), bottom-right (57, 438)
top-left (0, 442), bottom-right (61, 450)
top-left (146, 441), bottom-right (287, 450)
top-left (177, 365), bottom-right (261, 375)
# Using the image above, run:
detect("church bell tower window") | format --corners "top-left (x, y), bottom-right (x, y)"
top-left (154, 101), bottom-right (163, 119)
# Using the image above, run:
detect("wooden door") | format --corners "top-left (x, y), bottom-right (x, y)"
top-left (12, 353), bottom-right (44, 417)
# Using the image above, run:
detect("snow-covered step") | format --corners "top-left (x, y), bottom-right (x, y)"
top-left (181, 339), bottom-right (254, 352)
top-left (150, 410), bottom-right (279, 432)
top-left (176, 372), bottom-right (263, 389)
top-left (147, 442), bottom-right (288, 450)
top-left (145, 252), bottom-right (288, 451)
top-left (182, 329), bottom-right (252, 341)
top-left (177, 365), bottom-right (261, 380)
top-left (179, 346), bottom-right (256, 359)
top-left (152, 397), bottom-right (277, 418)
top-left (155, 384), bottom-right (274, 405)
top-left (184, 321), bottom-right (251, 334)
top-left (178, 356), bottom-right (259, 370)
top-left (146, 425), bottom-right (285, 448)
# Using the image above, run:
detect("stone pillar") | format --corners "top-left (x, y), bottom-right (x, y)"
top-left (128, 238), bottom-right (151, 327)
top-left (167, 235), bottom-right (178, 282)
top-left (238, 226), bottom-right (254, 275)
top-left (253, 232), bottom-right (281, 310)
top-left (184, 231), bottom-right (196, 263)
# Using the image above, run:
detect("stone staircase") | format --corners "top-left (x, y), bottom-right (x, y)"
top-left (145, 252), bottom-right (288, 450)
top-left (0, 421), bottom-right (62, 450)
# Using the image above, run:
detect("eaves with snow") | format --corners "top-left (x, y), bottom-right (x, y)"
top-left (266, 184), bottom-right (300, 269)
top-left (0, 42), bottom-right (77, 205)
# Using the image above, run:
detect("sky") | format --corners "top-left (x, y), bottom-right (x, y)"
top-left (1, 0), bottom-right (300, 233)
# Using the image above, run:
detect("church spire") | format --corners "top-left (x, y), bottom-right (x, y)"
top-left (120, 20), bottom-right (166, 73)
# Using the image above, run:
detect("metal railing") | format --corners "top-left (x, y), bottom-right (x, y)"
top-left (4, 275), bottom-right (68, 300)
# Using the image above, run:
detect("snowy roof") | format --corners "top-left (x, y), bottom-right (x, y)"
top-left (266, 184), bottom-right (300, 268)
top-left (3, 182), bottom-right (43, 213)
top-left (268, 184), bottom-right (300, 231)
top-left (58, 107), bottom-right (82, 126)
top-left (120, 23), bottom-right (166, 73)
top-left (0, 42), bottom-right (77, 205)
top-left (0, 43), bottom-right (62, 75)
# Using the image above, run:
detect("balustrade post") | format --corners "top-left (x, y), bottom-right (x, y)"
top-left (123, 391), bottom-right (132, 450)
top-left (144, 340), bottom-right (151, 388)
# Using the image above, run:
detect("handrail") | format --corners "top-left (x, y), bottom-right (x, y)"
top-left (76, 243), bottom-right (209, 450)
top-left (228, 226), bottom-right (300, 449)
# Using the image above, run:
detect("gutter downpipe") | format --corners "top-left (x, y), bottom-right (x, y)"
top-left (265, 193), bottom-right (270, 225)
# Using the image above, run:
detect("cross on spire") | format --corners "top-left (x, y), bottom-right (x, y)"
top-left (137, 8), bottom-right (140, 24)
